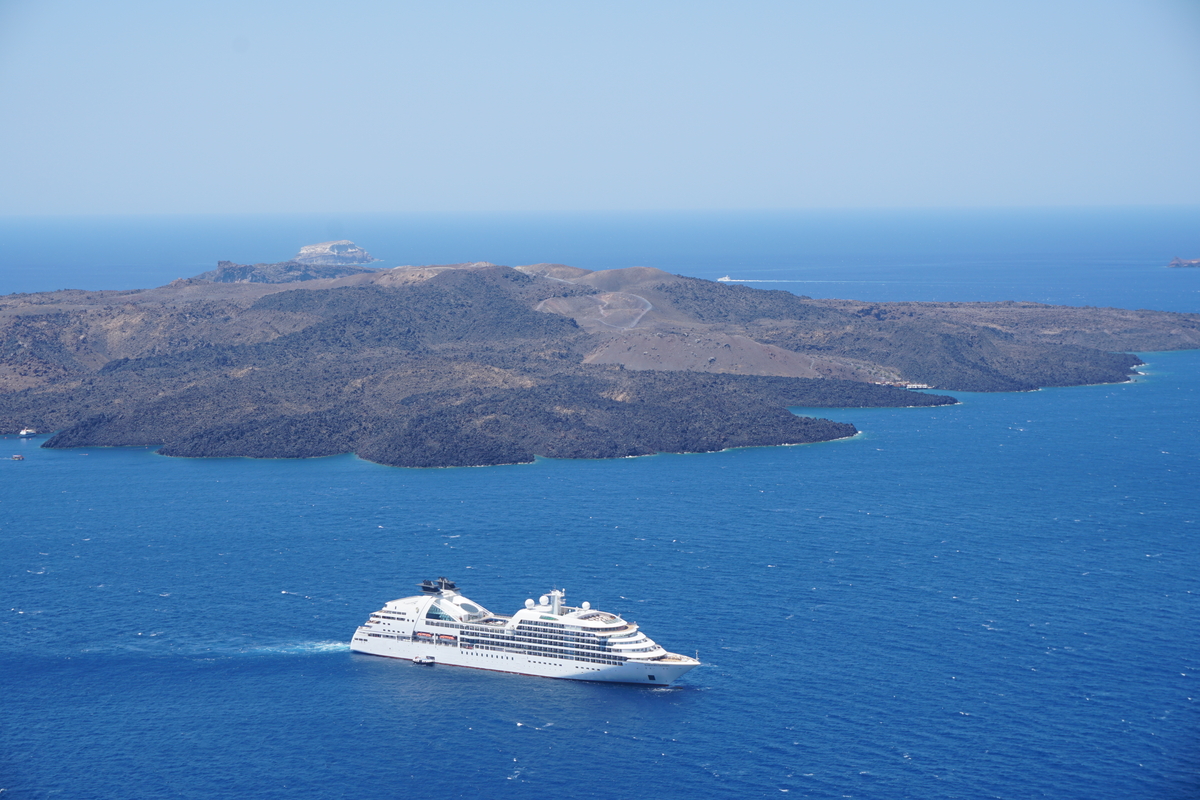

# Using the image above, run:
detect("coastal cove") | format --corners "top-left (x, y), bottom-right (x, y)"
top-left (1, 210), bottom-right (1198, 799)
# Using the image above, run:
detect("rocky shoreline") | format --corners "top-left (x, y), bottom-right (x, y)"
top-left (2, 260), bottom-right (1197, 467)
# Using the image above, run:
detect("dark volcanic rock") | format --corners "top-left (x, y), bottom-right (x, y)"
top-left (3, 261), bottom-right (1195, 467)
top-left (40, 371), bottom-right (872, 468)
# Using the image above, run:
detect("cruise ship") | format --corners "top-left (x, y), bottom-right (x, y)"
top-left (350, 578), bottom-right (700, 685)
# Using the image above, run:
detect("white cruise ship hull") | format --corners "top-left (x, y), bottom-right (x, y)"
top-left (350, 633), bottom-right (697, 684)
top-left (350, 579), bottom-right (700, 685)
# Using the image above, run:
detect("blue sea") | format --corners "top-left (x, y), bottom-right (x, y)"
top-left (2, 209), bottom-right (1198, 799)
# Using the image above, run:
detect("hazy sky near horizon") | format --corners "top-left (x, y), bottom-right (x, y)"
top-left (1, 0), bottom-right (1198, 215)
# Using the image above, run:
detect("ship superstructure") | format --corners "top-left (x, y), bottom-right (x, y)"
top-left (350, 578), bottom-right (699, 685)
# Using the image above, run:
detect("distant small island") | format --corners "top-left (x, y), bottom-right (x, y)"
top-left (293, 240), bottom-right (380, 267)
top-left (1168, 257), bottom-right (1200, 268)
top-left (1, 253), bottom-right (1198, 467)
top-left (195, 240), bottom-right (382, 283)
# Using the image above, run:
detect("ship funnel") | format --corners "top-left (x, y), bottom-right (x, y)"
top-left (418, 577), bottom-right (458, 594)
top-left (548, 588), bottom-right (564, 616)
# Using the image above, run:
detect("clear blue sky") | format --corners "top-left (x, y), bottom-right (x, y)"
top-left (1, 0), bottom-right (1197, 215)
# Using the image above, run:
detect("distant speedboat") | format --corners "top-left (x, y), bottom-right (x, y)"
top-left (717, 275), bottom-right (733, 282)
top-left (12, 454), bottom-right (24, 461)
top-left (18, 428), bottom-right (36, 437)
top-left (412, 656), bottom-right (435, 665)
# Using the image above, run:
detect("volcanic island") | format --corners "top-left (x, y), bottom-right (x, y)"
top-left (2, 246), bottom-right (1198, 467)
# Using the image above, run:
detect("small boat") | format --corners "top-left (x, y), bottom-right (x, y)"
top-left (18, 428), bottom-right (36, 437)
top-left (412, 656), bottom-right (435, 665)
top-left (12, 454), bottom-right (24, 461)
top-left (717, 275), bottom-right (733, 282)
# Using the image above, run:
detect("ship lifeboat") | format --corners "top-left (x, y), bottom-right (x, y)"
top-left (438, 634), bottom-right (457, 641)
top-left (415, 631), bottom-right (434, 639)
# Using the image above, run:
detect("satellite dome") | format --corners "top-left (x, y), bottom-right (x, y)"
top-left (525, 599), bottom-right (535, 609)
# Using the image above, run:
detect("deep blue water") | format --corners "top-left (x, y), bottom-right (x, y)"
top-left (3, 207), bottom-right (1200, 310)
top-left (1, 211), bottom-right (1198, 799)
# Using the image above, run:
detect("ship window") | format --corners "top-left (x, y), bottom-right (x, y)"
top-left (425, 605), bottom-right (456, 621)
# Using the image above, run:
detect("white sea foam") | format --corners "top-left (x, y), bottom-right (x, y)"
top-left (248, 641), bottom-right (350, 655)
